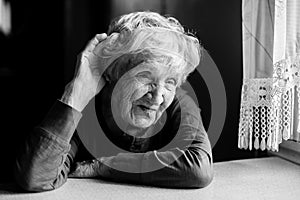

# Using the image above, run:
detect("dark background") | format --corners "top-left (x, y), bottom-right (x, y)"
top-left (0, 0), bottom-right (266, 182)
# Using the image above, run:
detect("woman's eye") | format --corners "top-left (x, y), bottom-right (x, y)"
top-left (165, 78), bottom-right (177, 91)
top-left (135, 72), bottom-right (152, 82)
top-left (165, 78), bottom-right (177, 86)
top-left (137, 74), bottom-right (150, 79)
top-left (136, 71), bottom-right (151, 78)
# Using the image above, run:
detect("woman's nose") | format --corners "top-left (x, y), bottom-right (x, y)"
top-left (146, 84), bottom-right (164, 105)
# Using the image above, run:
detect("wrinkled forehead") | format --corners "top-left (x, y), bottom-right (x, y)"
top-left (106, 49), bottom-right (186, 81)
top-left (127, 27), bottom-right (200, 68)
top-left (131, 50), bottom-right (186, 75)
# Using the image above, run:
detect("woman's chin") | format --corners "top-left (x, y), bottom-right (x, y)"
top-left (129, 115), bottom-right (155, 129)
top-left (128, 106), bottom-right (156, 128)
top-left (130, 117), bottom-right (154, 128)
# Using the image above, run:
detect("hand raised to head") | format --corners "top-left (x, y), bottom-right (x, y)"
top-left (75, 33), bottom-right (108, 92)
top-left (61, 34), bottom-right (109, 112)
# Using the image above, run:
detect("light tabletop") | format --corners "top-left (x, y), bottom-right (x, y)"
top-left (1, 157), bottom-right (299, 200)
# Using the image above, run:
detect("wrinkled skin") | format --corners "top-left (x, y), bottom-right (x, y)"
top-left (111, 62), bottom-right (182, 136)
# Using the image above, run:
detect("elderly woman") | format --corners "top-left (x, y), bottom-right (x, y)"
top-left (14, 11), bottom-right (213, 191)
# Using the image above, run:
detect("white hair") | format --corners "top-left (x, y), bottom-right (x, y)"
top-left (94, 11), bottom-right (202, 85)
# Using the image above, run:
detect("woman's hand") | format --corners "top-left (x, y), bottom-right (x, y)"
top-left (69, 157), bottom-right (113, 178)
top-left (61, 34), bottom-right (108, 112)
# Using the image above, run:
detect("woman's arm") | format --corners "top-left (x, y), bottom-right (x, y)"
top-left (99, 130), bottom-right (212, 188)
top-left (14, 34), bottom-right (108, 192)
top-left (14, 101), bottom-right (82, 192)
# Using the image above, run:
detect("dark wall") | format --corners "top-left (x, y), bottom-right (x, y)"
top-left (63, 0), bottom-right (111, 82)
top-left (0, 0), bottom-right (65, 181)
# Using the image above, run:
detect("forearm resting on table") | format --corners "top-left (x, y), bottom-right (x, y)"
top-left (71, 137), bottom-right (213, 188)
top-left (103, 148), bottom-right (213, 188)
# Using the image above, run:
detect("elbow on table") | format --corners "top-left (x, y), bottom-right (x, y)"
top-left (188, 165), bottom-right (214, 188)
top-left (15, 177), bottom-right (49, 192)
top-left (183, 158), bottom-right (214, 189)
top-left (14, 169), bottom-right (51, 192)
top-left (14, 160), bottom-right (62, 192)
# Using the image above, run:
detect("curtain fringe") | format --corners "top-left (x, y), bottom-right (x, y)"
top-left (238, 56), bottom-right (300, 151)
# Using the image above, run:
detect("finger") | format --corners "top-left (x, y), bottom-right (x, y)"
top-left (95, 33), bottom-right (107, 42)
top-left (69, 160), bottom-right (101, 178)
top-left (93, 33), bottom-right (119, 56)
top-left (84, 33), bottom-right (107, 53)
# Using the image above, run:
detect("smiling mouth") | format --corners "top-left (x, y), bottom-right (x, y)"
top-left (133, 104), bottom-right (157, 118)
top-left (137, 104), bottom-right (155, 111)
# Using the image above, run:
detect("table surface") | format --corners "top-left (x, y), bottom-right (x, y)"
top-left (1, 157), bottom-right (300, 200)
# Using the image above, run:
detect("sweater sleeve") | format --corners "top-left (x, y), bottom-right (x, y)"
top-left (14, 101), bottom-right (83, 192)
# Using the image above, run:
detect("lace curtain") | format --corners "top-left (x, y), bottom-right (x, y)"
top-left (238, 0), bottom-right (300, 151)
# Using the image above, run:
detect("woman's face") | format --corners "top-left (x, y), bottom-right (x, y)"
top-left (111, 61), bottom-right (181, 130)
